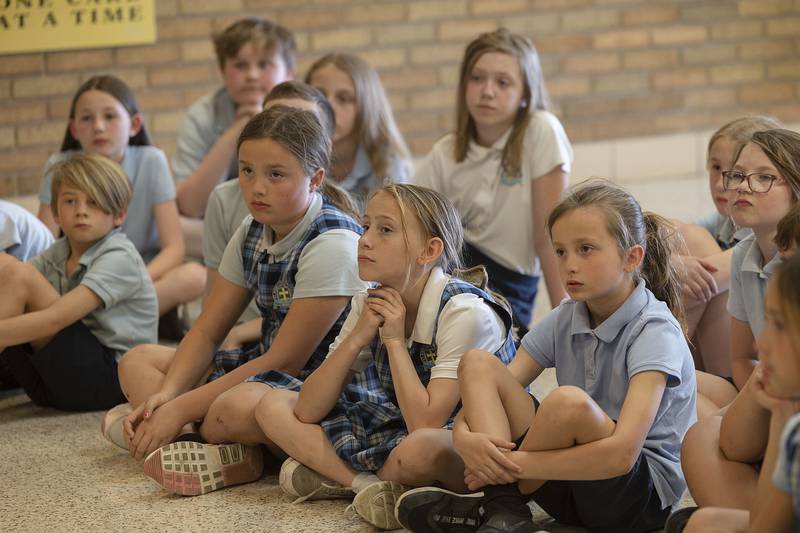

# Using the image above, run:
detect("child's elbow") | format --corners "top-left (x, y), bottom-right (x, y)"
top-left (611, 445), bottom-right (640, 477)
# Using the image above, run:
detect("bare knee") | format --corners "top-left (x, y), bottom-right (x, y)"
top-left (203, 385), bottom-right (263, 443)
top-left (539, 385), bottom-right (592, 421)
top-left (117, 344), bottom-right (163, 391)
top-left (254, 389), bottom-right (297, 440)
top-left (385, 429), bottom-right (456, 483)
top-left (457, 349), bottom-right (499, 380)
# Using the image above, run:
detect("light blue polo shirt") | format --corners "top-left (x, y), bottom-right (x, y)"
top-left (0, 199), bottom-right (54, 260)
top-left (727, 233), bottom-right (784, 336)
top-left (695, 211), bottom-right (750, 250)
top-left (773, 412), bottom-right (800, 523)
top-left (172, 87), bottom-right (238, 184)
top-left (29, 229), bottom-right (158, 360)
top-left (336, 145), bottom-right (410, 212)
top-left (39, 145), bottom-right (176, 263)
top-left (521, 280), bottom-right (696, 510)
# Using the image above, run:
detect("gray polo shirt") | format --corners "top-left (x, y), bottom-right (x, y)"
top-left (695, 211), bottom-right (750, 250)
top-left (39, 146), bottom-right (176, 263)
top-left (203, 179), bottom-right (259, 322)
top-left (0, 199), bottom-right (54, 260)
top-left (521, 280), bottom-right (696, 510)
top-left (727, 233), bottom-right (784, 337)
top-left (172, 87), bottom-right (238, 185)
top-left (30, 229), bottom-right (158, 360)
top-left (336, 145), bottom-right (411, 212)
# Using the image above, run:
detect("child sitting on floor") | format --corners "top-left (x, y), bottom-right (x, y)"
top-left (0, 154), bottom-right (157, 411)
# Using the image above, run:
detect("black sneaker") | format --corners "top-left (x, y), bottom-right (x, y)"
top-left (395, 487), bottom-right (484, 532)
top-left (477, 505), bottom-right (536, 533)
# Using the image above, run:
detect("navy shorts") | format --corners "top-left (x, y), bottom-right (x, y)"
top-left (463, 241), bottom-right (538, 334)
top-left (0, 321), bottom-right (125, 411)
top-left (513, 397), bottom-right (668, 533)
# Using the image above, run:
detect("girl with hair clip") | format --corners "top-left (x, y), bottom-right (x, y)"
top-left (306, 53), bottom-right (412, 209)
top-left (681, 129), bottom-right (800, 513)
top-left (672, 117), bottom-right (782, 415)
top-left (36, 75), bottom-right (206, 337)
top-left (397, 180), bottom-right (696, 533)
top-left (202, 80), bottom-right (337, 350)
top-left (415, 28), bottom-right (572, 333)
top-left (255, 184), bottom-right (516, 530)
top-left (108, 107), bottom-right (366, 498)
top-left (666, 254), bottom-right (800, 533)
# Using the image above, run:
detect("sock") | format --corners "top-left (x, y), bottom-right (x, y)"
top-left (351, 472), bottom-right (380, 493)
top-left (483, 483), bottom-right (531, 516)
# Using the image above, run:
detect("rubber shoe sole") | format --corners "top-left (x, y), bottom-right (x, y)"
top-left (100, 403), bottom-right (132, 450)
top-left (395, 487), bottom-right (484, 533)
top-left (351, 480), bottom-right (407, 530)
top-left (279, 458), bottom-right (353, 502)
top-left (144, 441), bottom-right (263, 496)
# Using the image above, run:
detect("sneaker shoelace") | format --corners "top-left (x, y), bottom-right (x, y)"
top-left (291, 481), bottom-right (349, 504)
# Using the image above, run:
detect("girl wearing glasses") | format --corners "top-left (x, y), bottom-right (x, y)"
top-left (680, 128), bottom-right (800, 517)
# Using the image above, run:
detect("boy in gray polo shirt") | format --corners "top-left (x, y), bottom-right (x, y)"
top-left (0, 154), bottom-right (157, 410)
top-left (173, 18), bottom-right (296, 223)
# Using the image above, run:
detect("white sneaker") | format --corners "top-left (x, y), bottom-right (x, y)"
top-left (350, 480), bottom-right (407, 530)
top-left (144, 441), bottom-right (263, 496)
top-left (100, 403), bottom-right (132, 450)
top-left (279, 458), bottom-right (354, 503)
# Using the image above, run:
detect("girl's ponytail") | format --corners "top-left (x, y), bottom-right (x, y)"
top-left (642, 212), bottom-right (686, 335)
top-left (320, 181), bottom-right (361, 222)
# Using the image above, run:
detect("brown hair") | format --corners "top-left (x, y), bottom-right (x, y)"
top-left (740, 129), bottom-right (800, 203)
top-left (775, 203), bottom-right (800, 253)
top-left (213, 18), bottom-right (296, 71)
top-left (547, 179), bottom-right (686, 333)
top-left (237, 106), bottom-right (360, 221)
top-left (305, 53), bottom-right (411, 183)
top-left (61, 75), bottom-right (150, 151)
top-left (50, 153), bottom-right (132, 219)
top-left (264, 81), bottom-right (336, 141)
top-left (454, 28), bottom-right (549, 178)
top-left (707, 115), bottom-right (782, 161)
top-left (773, 254), bottom-right (800, 354)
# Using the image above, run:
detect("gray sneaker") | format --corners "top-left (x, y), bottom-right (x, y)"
top-left (350, 480), bottom-right (407, 530)
top-left (279, 458), bottom-right (354, 503)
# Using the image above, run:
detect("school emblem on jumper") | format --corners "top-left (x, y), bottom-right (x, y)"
top-left (272, 281), bottom-right (293, 309)
top-left (420, 348), bottom-right (437, 368)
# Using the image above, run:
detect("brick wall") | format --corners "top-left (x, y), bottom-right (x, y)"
top-left (2, 0), bottom-right (799, 197)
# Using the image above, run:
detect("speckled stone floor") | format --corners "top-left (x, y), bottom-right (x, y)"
top-left (0, 369), bottom-right (685, 532)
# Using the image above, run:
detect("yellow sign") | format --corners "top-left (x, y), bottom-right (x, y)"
top-left (0, 0), bottom-right (156, 55)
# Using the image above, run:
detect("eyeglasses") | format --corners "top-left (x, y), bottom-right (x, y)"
top-left (722, 170), bottom-right (783, 193)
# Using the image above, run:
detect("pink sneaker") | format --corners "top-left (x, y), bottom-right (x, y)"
top-left (144, 441), bottom-right (263, 496)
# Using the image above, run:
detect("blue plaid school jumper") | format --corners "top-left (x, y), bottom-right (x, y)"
top-left (325, 279), bottom-right (516, 472)
top-left (207, 200), bottom-right (362, 384)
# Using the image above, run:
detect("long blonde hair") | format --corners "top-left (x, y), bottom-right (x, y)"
top-left (707, 115), bottom-right (782, 165)
top-left (547, 179), bottom-right (686, 333)
top-left (306, 53), bottom-right (411, 184)
top-left (454, 28), bottom-right (549, 178)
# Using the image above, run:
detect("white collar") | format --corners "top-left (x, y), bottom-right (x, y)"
top-left (407, 266), bottom-right (449, 346)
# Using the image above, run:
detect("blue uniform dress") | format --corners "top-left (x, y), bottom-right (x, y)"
top-left (278, 277), bottom-right (517, 472)
top-left (208, 200), bottom-right (362, 384)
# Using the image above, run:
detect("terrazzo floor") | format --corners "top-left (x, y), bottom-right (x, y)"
top-left (0, 369), bottom-right (683, 532)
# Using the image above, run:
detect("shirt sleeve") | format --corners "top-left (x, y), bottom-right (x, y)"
top-left (80, 243), bottom-right (145, 308)
top-left (525, 112), bottom-right (573, 180)
top-left (694, 212), bottom-right (721, 237)
top-left (430, 294), bottom-right (506, 380)
top-left (172, 103), bottom-right (212, 183)
top-left (38, 152), bottom-right (65, 205)
top-left (217, 218), bottom-right (250, 288)
top-left (626, 316), bottom-right (687, 387)
top-left (412, 148), bottom-right (440, 191)
top-left (293, 229), bottom-right (366, 298)
top-left (143, 148), bottom-right (177, 205)
top-left (520, 306), bottom-right (559, 368)
top-left (323, 292), bottom-right (376, 372)
top-left (773, 414), bottom-right (800, 494)
top-left (726, 243), bottom-right (748, 322)
top-left (203, 187), bottom-right (228, 269)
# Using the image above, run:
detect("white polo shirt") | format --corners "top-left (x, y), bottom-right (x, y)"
top-left (414, 111), bottom-right (572, 276)
top-left (331, 267), bottom-right (507, 380)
